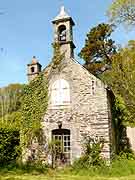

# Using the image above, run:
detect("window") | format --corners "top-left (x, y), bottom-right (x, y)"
top-left (31, 67), bottom-right (35, 73)
top-left (58, 25), bottom-right (66, 42)
top-left (92, 80), bottom-right (95, 95)
top-left (51, 79), bottom-right (70, 106)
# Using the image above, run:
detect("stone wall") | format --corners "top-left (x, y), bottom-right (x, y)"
top-left (42, 58), bottom-right (113, 163)
top-left (127, 127), bottom-right (135, 152)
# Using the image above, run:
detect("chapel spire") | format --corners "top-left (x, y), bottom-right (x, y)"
top-left (52, 6), bottom-right (76, 59)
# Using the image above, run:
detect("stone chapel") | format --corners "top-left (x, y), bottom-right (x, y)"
top-left (27, 7), bottom-right (115, 164)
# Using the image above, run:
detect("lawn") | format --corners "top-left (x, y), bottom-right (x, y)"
top-left (1, 158), bottom-right (135, 180)
top-left (1, 174), bottom-right (135, 180)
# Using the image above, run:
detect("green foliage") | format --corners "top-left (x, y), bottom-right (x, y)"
top-left (101, 40), bottom-right (135, 125)
top-left (0, 84), bottom-right (23, 165)
top-left (73, 136), bottom-right (104, 169)
top-left (0, 162), bottom-right (48, 175)
top-left (48, 139), bottom-right (62, 168)
top-left (0, 111), bottom-right (21, 130)
top-left (52, 42), bottom-right (65, 70)
top-left (108, 0), bottom-right (135, 28)
top-left (79, 23), bottom-right (117, 75)
top-left (1, 156), bottom-right (135, 179)
top-left (21, 72), bottom-right (48, 148)
top-left (113, 95), bottom-right (129, 127)
top-left (72, 157), bottom-right (135, 177)
top-left (0, 84), bottom-right (23, 118)
top-left (112, 96), bottom-right (132, 154)
top-left (0, 127), bottom-right (20, 164)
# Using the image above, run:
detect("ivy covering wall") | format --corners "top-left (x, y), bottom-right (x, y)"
top-left (21, 72), bottom-right (48, 150)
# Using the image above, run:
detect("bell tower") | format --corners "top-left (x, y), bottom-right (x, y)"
top-left (52, 6), bottom-right (76, 59)
top-left (27, 56), bottom-right (42, 82)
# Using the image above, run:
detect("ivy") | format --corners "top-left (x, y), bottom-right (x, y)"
top-left (19, 42), bottom-right (66, 162)
top-left (112, 95), bottom-right (131, 154)
top-left (21, 72), bottom-right (48, 149)
top-left (52, 42), bottom-right (65, 70)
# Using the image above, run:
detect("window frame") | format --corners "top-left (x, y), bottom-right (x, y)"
top-left (50, 79), bottom-right (71, 107)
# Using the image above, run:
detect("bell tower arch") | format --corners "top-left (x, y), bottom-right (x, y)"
top-left (52, 6), bottom-right (76, 59)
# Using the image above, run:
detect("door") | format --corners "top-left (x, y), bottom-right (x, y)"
top-left (52, 129), bottom-right (70, 164)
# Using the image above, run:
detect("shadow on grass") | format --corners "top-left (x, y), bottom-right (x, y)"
top-left (0, 162), bottom-right (48, 176)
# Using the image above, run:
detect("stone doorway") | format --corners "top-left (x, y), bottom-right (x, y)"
top-left (52, 129), bottom-right (70, 165)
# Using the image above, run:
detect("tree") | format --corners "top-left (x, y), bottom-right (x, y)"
top-left (79, 23), bottom-right (117, 76)
top-left (108, 0), bottom-right (135, 28)
top-left (0, 84), bottom-right (23, 121)
top-left (0, 84), bottom-right (23, 165)
top-left (101, 40), bottom-right (135, 125)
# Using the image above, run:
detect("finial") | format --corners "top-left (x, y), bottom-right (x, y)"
top-left (31, 56), bottom-right (38, 64)
top-left (60, 6), bottom-right (65, 16)
top-left (53, 5), bottom-right (70, 21)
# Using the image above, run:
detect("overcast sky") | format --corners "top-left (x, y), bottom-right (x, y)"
top-left (0, 0), bottom-right (134, 87)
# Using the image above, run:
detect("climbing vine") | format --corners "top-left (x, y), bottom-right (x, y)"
top-left (112, 95), bottom-right (131, 154)
top-left (21, 72), bottom-right (48, 149)
top-left (20, 43), bottom-right (65, 162)
top-left (52, 42), bottom-right (65, 70)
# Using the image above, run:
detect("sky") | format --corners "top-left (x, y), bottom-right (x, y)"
top-left (0, 0), bottom-right (135, 87)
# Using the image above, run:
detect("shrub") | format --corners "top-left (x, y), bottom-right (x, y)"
top-left (73, 136), bottom-right (105, 169)
top-left (48, 139), bottom-right (62, 168)
top-left (0, 127), bottom-right (20, 165)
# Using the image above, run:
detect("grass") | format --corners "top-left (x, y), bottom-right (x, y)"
top-left (1, 174), bottom-right (135, 180)
top-left (1, 158), bottom-right (135, 180)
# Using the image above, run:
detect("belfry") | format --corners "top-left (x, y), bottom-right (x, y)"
top-left (52, 6), bottom-right (76, 59)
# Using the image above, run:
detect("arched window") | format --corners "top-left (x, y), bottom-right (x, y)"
top-left (51, 79), bottom-right (70, 106)
top-left (58, 25), bottom-right (66, 42)
top-left (31, 67), bottom-right (35, 73)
